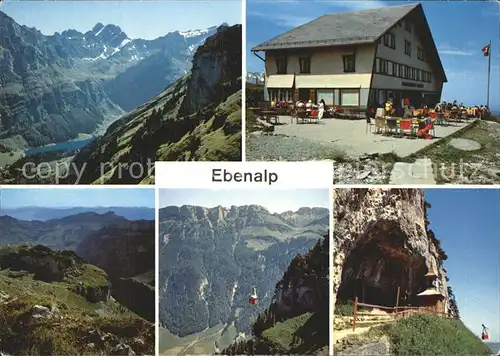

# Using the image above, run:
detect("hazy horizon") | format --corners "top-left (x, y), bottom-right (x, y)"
top-left (0, 188), bottom-right (155, 209)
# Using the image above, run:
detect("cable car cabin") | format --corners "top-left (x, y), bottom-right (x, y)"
top-left (481, 325), bottom-right (489, 340)
top-left (249, 286), bottom-right (258, 305)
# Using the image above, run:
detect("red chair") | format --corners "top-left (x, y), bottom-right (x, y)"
top-left (311, 109), bottom-right (318, 118)
top-left (400, 120), bottom-right (412, 134)
top-left (430, 112), bottom-right (437, 119)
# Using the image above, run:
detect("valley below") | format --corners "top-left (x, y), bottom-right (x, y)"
top-left (158, 204), bottom-right (330, 355)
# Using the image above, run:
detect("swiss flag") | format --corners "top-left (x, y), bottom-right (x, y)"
top-left (482, 44), bottom-right (490, 57)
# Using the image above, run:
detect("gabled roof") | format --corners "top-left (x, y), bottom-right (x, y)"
top-left (252, 3), bottom-right (447, 82)
top-left (251, 3), bottom-right (419, 51)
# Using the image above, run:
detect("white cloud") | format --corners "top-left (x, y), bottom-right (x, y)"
top-left (247, 10), bottom-right (316, 28)
top-left (440, 49), bottom-right (474, 56)
top-left (331, 0), bottom-right (387, 11)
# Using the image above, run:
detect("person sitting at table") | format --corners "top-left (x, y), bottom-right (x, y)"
top-left (417, 116), bottom-right (434, 139)
top-left (296, 100), bottom-right (305, 108)
top-left (270, 98), bottom-right (276, 108)
top-left (306, 100), bottom-right (313, 111)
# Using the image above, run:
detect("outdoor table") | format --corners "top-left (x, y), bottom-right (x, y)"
top-left (260, 110), bottom-right (280, 124)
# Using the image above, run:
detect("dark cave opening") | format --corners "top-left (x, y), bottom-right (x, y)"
top-left (337, 226), bottom-right (428, 308)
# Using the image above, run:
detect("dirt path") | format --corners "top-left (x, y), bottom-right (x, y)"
top-left (334, 326), bottom-right (376, 342)
top-left (334, 319), bottom-right (395, 342)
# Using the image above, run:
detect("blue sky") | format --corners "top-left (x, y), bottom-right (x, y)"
top-left (159, 188), bottom-right (330, 213)
top-left (247, 0), bottom-right (500, 110)
top-left (0, 1), bottom-right (242, 39)
top-left (0, 188), bottom-right (155, 209)
top-left (424, 188), bottom-right (500, 342)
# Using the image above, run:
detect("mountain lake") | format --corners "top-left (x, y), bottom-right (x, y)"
top-left (24, 137), bottom-right (95, 157)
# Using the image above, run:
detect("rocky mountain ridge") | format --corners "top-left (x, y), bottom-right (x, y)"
top-left (158, 204), bottom-right (328, 340)
top-left (1, 205), bottom-right (154, 221)
top-left (0, 211), bottom-right (156, 321)
top-left (0, 10), bottom-right (221, 149)
top-left (62, 24), bottom-right (242, 184)
top-left (0, 244), bottom-right (154, 355)
top-left (0, 211), bottom-right (129, 250)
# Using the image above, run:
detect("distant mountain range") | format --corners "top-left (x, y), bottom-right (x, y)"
top-left (247, 71), bottom-right (264, 84)
top-left (0, 10), bottom-right (224, 149)
top-left (0, 14), bottom-right (242, 184)
top-left (1, 206), bottom-right (154, 221)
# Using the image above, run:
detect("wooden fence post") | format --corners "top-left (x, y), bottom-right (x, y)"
top-left (353, 297), bottom-right (358, 332)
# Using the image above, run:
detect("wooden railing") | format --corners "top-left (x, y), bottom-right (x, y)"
top-left (352, 297), bottom-right (455, 331)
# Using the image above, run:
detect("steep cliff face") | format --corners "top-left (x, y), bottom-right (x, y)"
top-left (76, 220), bottom-right (155, 321)
top-left (221, 235), bottom-right (330, 356)
top-left (333, 189), bottom-right (449, 312)
top-left (179, 24), bottom-right (242, 115)
top-left (62, 25), bottom-right (242, 184)
top-left (158, 204), bottom-right (328, 338)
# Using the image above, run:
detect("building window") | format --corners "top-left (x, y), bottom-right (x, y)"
top-left (343, 54), bottom-right (356, 72)
top-left (377, 58), bottom-right (388, 74)
top-left (405, 21), bottom-right (412, 33)
top-left (417, 47), bottom-right (425, 61)
top-left (276, 57), bottom-right (287, 74)
top-left (340, 89), bottom-right (359, 106)
top-left (399, 64), bottom-right (404, 78)
top-left (392, 62), bottom-right (397, 76)
top-left (411, 68), bottom-right (416, 80)
top-left (405, 39), bottom-right (412, 56)
top-left (416, 69), bottom-right (420, 81)
top-left (299, 57), bottom-right (311, 74)
top-left (405, 66), bottom-right (410, 79)
top-left (383, 32), bottom-right (396, 49)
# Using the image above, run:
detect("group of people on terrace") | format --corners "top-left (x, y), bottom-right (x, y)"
top-left (270, 98), bottom-right (327, 120)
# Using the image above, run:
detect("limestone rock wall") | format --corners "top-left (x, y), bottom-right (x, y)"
top-left (333, 188), bottom-right (448, 312)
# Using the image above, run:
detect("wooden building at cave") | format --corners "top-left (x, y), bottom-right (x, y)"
top-left (416, 268), bottom-right (446, 314)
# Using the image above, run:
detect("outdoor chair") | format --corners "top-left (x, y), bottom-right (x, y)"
top-left (310, 110), bottom-right (319, 123)
top-left (365, 112), bottom-right (373, 134)
top-left (386, 119), bottom-right (399, 135)
top-left (399, 120), bottom-right (412, 136)
top-left (374, 117), bottom-right (387, 134)
top-left (295, 109), bottom-right (307, 124)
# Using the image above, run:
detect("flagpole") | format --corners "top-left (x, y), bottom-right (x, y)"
top-left (487, 40), bottom-right (491, 108)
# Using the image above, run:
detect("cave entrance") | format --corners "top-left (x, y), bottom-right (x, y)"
top-left (337, 226), bottom-right (427, 308)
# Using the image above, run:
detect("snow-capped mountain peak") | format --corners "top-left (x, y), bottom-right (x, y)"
top-left (179, 28), bottom-right (210, 38)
